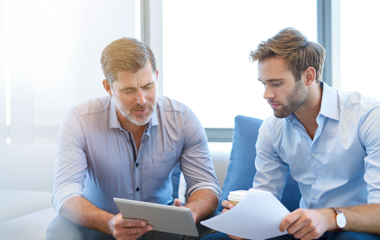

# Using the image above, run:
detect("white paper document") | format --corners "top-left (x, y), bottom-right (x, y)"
top-left (201, 189), bottom-right (290, 240)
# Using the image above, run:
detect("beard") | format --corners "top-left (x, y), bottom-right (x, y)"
top-left (270, 80), bottom-right (308, 118)
top-left (112, 92), bottom-right (157, 126)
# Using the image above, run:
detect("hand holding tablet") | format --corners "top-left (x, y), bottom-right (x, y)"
top-left (108, 213), bottom-right (153, 239)
top-left (114, 198), bottom-right (199, 237)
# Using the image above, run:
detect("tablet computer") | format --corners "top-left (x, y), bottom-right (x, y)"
top-left (114, 198), bottom-right (199, 237)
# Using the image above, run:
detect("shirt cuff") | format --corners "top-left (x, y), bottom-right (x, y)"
top-left (368, 190), bottom-right (380, 204)
top-left (187, 182), bottom-right (222, 203)
top-left (52, 183), bottom-right (84, 214)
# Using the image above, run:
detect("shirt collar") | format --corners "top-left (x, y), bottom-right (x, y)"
top-left (285, 81), bottom-right (340, 124)
top-left (109, 97), bottom-right (121, 129)
top-left (319, 81), bottom-right (340, 121)
top-left (285, 113), bottom-right (295, 124)
top-left (109, 97), bottom-right (160, 131)
top-left (145, 107), bottom-right (159, 133)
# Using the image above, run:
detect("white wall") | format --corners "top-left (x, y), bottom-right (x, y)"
top-left (0, 0), bottom-right (136, 192)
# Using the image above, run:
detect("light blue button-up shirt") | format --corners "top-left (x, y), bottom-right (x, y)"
top-left (253, 82), bottom-right (380, 209)
top-left (52, 95), bottom-right (221, 214)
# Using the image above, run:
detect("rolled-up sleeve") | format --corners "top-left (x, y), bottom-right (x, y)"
top-left (360, 105), bottom-right (380, 204)
top-left (52, 108), bottom-right (88, 214)
top-left (253, 119), bottom-right (290, 200)
top-left (179, 107), bottom-right (221, 202)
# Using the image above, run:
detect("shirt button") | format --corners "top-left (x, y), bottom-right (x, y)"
top-left (136, 187), bottom-right (140, 191)
top-left (136, 163), bottom-right (139, 167)
top-left (312, 153), bottom-right (316, 157)
top-left (318, 176), bottom-right (321, 179)
top-left (314, 196), bottom-right (317, 200)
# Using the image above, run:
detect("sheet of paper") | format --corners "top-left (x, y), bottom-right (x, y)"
top-left (201, 189), bottom-right (290, 240)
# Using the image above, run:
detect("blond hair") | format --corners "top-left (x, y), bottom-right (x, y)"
top-left (101, 38), bottom-right (156, 86)
top-left (250, 28), bottom-right (325, 82)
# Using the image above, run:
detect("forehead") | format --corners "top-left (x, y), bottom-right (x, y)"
top-left (258, 57), bottom-right (293, 81)
top-left (115, 63), bottom-right (155, 87)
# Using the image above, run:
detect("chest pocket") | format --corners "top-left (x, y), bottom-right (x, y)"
top-left (152, 150), bottom-right (178, 180)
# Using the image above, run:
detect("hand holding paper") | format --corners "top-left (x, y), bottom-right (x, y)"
top-left (201, 189), bottom-right (290, 240)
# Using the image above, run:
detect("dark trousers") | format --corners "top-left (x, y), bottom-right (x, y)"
top-left (200, 232), bottom-right (380, 240)
top-left (46, 212), bottom-right (219, 240)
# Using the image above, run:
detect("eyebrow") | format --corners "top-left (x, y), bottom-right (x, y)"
top-left (119, 81), bottom-right (154, 91)
top-left (257, 78), bottom-right (284, 82)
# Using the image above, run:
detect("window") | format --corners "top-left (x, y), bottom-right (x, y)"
top-left (340, 0), bottom-right (380, 100)
top-left (162, 0), bottom-right (317, 128)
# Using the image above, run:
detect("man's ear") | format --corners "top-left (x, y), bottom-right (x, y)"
top-left (304, 67), bottom-right (316, 87)
top-left (102, 80), bottom-right (113, 96)
top-left (155, 69), bottom-right (159, 82)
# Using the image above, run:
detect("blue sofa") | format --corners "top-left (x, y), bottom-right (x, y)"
top-left (218, 115), bottom-right (301, 212)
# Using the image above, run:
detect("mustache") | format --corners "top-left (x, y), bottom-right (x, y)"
top-left (132, 103), bottom-right (154, 110)
top-left (268, 101), bottom-right (282, 105)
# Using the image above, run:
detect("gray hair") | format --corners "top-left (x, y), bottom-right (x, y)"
top-left (100, 37), bottom-right (156, 86)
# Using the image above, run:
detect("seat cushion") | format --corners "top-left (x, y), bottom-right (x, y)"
top-left (218, 115), bottom-right (301, 212)
top-left (0, 189), bottom-right (53, 223)
top-left (0, 207), bottom-right (57, 240)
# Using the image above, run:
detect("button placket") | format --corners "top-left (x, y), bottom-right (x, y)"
top-left (133, 134), bottom-right (150, 201)
top-left (139, 135), bottom-right (149, 151)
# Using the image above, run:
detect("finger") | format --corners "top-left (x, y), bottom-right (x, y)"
top-left (288, 216), bottom-right (311, 237)
top-left (122, 219), bottom-right (147, 228)
top-left (173, 199), bottom-right (182, 207)
top-left (292, 223), bottom-right (314, 239)
top-left (221, 200), bottom-right (234, 209)
top-left (299, 228), bottom-right (322, 240)
top-left (279, 210), bottom-right (302, 232)
top-left (124, 226), bottom-right (149, 235)
top-left (114, 226), bottom-right (149, 239)
top-left (133, 226), bottom-right (153, 240)
top-left (222, 208), bottom-right (229, 214)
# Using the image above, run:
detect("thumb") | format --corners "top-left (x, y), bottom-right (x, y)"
top-left (173, 198), bottom-right (182, 207)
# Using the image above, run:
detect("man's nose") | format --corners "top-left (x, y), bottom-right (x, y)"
top-left (263, 85), bottom-right (274, 100)
top-left (136, 88), bottom-right (147, 106)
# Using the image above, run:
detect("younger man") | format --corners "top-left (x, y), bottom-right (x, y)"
top-left (206, 28), bottom-right (380, 240)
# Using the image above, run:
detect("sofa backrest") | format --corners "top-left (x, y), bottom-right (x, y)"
top-left (171, 162), bottom-right (182, 200)
top-left (218, 115), bottom-right (301, 212)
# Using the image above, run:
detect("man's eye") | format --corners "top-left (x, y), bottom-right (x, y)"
top-left (272, 83), bottom-right (281, 87)
top-left (145, 83), bottom-right (155, 89)
top-left (261, 82), bottom-right (266, 86)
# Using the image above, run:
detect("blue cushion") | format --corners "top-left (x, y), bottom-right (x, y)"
top-left (218, 115), bottom-right (301, 212)
top-left (171, 162), bottom-right (181, 200)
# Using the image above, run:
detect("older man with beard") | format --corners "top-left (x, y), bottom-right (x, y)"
top-left (46, 38), bottom-right (221, 240)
